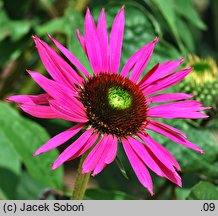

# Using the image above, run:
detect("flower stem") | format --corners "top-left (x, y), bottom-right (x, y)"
top-left (71, 151), bottom-right (90, 200)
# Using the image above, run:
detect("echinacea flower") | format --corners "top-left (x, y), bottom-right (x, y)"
top-left (7, 7), bottom-right (209, 195)
top-left (179, 55), bottom-right (218, 108)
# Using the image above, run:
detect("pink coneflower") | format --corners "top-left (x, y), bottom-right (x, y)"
top-left (7, 7), bottom-right (209, 195)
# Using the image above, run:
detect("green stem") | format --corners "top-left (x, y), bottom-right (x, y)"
top-left (71, 151), bottom-right (91, 200)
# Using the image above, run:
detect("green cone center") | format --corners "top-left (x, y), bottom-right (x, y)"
top-left (108, 87), bottom-right (132, 110)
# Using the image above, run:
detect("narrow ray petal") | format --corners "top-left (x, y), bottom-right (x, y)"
top-left (129, 38), bottom-right (158, 83)
top-left (139, 58), bottom-right (185, 88)
top-left (127, 136), bottom-right (163, 176)
top-left (68, 132), bottom-right (100, 161)
top-left (97, 8), bottom-right (109, 73)
top-left (48, 34), bottom-right (90, 78)
top-left (49, 100), bottom-right (88, 123)
top-left (149, 93), bottom-right (193, 103)
top-left (76, 29), bottom-right (86, 52)
top-left (27, 71), bottom-right (86, 115)
top-left (138, 133), bottom-right (176, 171)
top-left (122, 138), bottom-right (154, 195)
top-left (109, 6), bottom-right (125, 73)
top-left (33, 36), bottom-right (83, 86)
top-left (52, 128), bottom-right (94, 170)
top-left (142, 68), bottom-right (192, 95)
top-left (105, 135), bottom-right (118, 164)
top-left (19, 104), bottom-right (59, 119)
top-left (145, 147), bottom-right (182, 187)
top-left (84, 8), bottom-right (102, 74)
top-left (34, 124), bottom-right (84, 156)
top-left (146, 120), bottom-right (204, 153)
top-left (7, 94), bottom-right (49, 105)
top-left (82, 136), bottom-right (108, 174)
top-left (147, 100), bottom-right (209, 119)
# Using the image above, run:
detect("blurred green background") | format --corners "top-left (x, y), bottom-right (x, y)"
top-left (0, 0), bottom-right (218, 200)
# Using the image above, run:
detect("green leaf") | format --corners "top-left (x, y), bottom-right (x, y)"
top-left (175, 0), bottom-right (206, 30)
top-left (187, 181), bottom-right (218, 200)
top-left (149, 0), bottom-right (181, 46)
top-left (84, 188), bottom-right (136, 200)
top-left (0, 102), bottom-right (63, 189)
top-left (14, 172), bottom-right (49, 200)
top-left (0, 6), bottom-right (31, 42)
top-left (0, 121), bottom-right (21, 199)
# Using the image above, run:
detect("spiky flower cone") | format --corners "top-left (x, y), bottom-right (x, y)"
top-left (179, 56), bottom-right (218, 109)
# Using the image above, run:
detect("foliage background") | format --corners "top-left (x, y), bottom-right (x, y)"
top-left (0, 0), bottom-right (218, 200)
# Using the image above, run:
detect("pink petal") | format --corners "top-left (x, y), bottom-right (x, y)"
top-left (146, 120), bottom-right (204, 153)
top-left (149, 93), bottom-right (193, 103)
top-left (76, 29), bottom-right (86, 53)
top-left (82, 136), bottom-right (108, 174)
top-left (109, 6), bottom-right (125, 73)
top-left (147, 100), bottom-right (209, 119)
top-left (33, 124), bottom-right (84, 156)
top-left (142, 67), bottom-right (192, 96)
top-left (145, 146), bottom-right (182, 187)
top-left (120, 45), bottom-right (155, 78)
top-left (49, 100), bottom-right (88, 123)
top-left (138, 133), bottom-right (176, 172)
top-left (129, 38), bottom-right (159, 83)
top-left (148, 120), bottom-right (187, 138)
top-left (68, 132), bottom-right (100, 161)
top-left (52, 128), bottom-right (94, 170)
top-left (127, 136), bottom-right (164, 176)
top-left (92, 135), bottom-right (114, 176)
top-left (84, 8), bottom-right (102, 74)
top-left (97, 8), bottom-right (109, 73)
top-left (32, 36), bottom-right (83, 86)
top-left (6, 94), bottom-right (49, 105)
top-left (105, 135), bottom-right (118, 164)
top-left (28, 71), bottom-right (85, 115)
top-left (139, 58), bottom-right (185, 88)
top-left (48, 34), bottom-right (90, 78)
top-left (121, 137), bottom-right (154, 195)
top-left (19, 104), bottom-right (59, 119)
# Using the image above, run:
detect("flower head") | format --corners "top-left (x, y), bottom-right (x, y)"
top-left (7, 7), bottom-right (209, 195)
top-left (180, 55), bottom-right (218, 108)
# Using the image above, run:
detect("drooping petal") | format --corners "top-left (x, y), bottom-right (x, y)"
top-left (142, 68), bottom-right (192, 96)
top-left (48, 34), bottom-right (90, 78)
top-left (146, 120), bottom-right (204, 153)
top-left (52, 128), bottom-right (94, 170)
top-left (145, 146), bottom-right (182, 187)
top-left (138, 133), bottom-right (176, 172)
top-left (109, 6), bottom-right (125, 73)
top-left (105, 135), bottom-right (118, 164)
top-left (127, 136), bottom-right (163, 176)
top-left (97, 8), bottom-right (109, 73)
top-left (68, 132), bottom-right (100, 161)
top-left (32, 36), bottom-right (83, 86)
top-left (148, 120), bottom-right (187, 138)
top-left (129, 38), bottom-right (158, 83)
top-left (82, 135), bottom-right (108, 174)
top-left (139, 58), bottom-right (185, 88)
top-left (84, 8), bottom-right (102, 74)
top-left (7, 94), bottom-right (49, 105)
top-left (149, 93), bottom-right (193, 103)
top-left (33, 124), bottom-right (85, 156)
top-left (121, 137), bottom-right (154, 195)
top-left (19, 104), bottom-right (59, 119)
